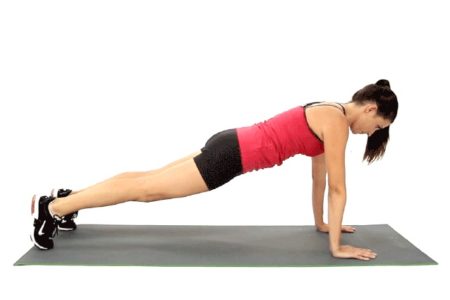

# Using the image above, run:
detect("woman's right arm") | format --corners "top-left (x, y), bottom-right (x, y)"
top-left (322, 110), bottom-right (377, 260)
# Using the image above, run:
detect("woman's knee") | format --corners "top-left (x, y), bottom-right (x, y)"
top-left (135, 193), bottom-right (168, 203)
top-left (135, 160), bottom-right (209, 202)
top-left (131, 176), bottom-right (175, 203)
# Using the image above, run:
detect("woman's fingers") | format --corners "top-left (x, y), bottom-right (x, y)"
top-left (333, 245), bottom-right (377, 260)
top-left (317, 224), bottom-right (356, 233)
top-left (342, 225), bottom-right (356, 233)
top-left (356, 248), bottom-right (377, 260)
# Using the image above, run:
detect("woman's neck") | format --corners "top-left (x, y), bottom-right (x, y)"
top-left (342, 102), bottom-right (360, 128)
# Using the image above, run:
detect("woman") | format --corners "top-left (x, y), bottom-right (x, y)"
top-left (31, 79), bottom-right (398, 261)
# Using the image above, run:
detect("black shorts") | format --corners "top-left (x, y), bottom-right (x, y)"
top-left (193, 129), bottom-right (243, 190)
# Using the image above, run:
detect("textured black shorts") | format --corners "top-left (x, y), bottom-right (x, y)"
top-left (193, 129), bottom-right (243, 190)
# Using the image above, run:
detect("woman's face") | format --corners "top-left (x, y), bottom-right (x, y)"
top-left (352, 103), bottom-right (391, 136)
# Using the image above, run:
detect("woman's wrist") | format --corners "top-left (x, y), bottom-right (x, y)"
top-left (315, 221), bottom-right (325, 227)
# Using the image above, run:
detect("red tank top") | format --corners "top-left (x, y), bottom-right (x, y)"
top-left (236, 105), bottom-right (324, 173)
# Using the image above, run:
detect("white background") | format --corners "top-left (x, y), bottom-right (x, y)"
top-left (1, 0), bottom-right (448, 299)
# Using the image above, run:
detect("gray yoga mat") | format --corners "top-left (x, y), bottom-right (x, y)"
top-left (15, 224), bottom-right (437, 267)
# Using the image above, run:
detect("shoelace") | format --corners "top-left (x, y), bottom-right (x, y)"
top-left (52, 221), bottom-right (59, 238)
top-left (51, 215), bottom-right (62, 238)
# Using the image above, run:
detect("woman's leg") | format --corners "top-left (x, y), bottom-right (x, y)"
top-left (67, 151), bottom-right (201, 195)
top-left (49, 151), bottom-right (207, 217)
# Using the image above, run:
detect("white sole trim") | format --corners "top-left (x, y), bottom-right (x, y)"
top-left (30, 234), bottom-right (48, 250)
top-left (57, 226), bottom-right (75, 231)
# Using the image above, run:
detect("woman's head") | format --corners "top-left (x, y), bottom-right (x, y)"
top-left (351, 79), bottom-right (398, 163)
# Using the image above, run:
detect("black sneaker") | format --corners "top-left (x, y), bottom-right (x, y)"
top-left (52, 188), bottom-right (78, 231)
top-left (31, 195), bottom-right (61, 250)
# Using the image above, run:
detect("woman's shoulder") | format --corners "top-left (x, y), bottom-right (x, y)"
top-left (304, 101), bottom-right (348, 141)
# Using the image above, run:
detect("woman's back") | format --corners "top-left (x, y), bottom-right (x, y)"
top-left (236, 102), bottom-right (345, 173)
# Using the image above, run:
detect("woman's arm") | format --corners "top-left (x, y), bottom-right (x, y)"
top-left (311, 154), bottom-right (326, 228)
top-left (322, 111), bottom-right (376, 260)
top-left (311, 154), bottom-right (357, 233)
top-left (322, 114), bottom-right (348, 254)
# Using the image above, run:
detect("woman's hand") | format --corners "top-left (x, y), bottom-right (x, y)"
top-left (316, 223), bottom-right (356, 233)
top-left (332, 245), bottom-right (377, 261)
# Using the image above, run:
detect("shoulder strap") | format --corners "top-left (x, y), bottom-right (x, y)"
top-left (303, 101), bottom-right (322, 108)
top-left (304, 101), bottom-right (346, 115)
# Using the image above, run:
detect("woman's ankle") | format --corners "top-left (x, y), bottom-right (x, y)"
top-left (48, 200), bottom-right (64, 218)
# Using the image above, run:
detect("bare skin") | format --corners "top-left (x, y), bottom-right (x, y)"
top-left (306, 101), bottom-right (391, 260)
top-left (48, 151), bottom-right (207, 215)
top-left (44, 100), bottom-right (390, 261)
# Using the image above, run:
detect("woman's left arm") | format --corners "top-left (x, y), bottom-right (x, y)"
top-left (312, 153), bottom-right (356, 234)
top-left (312, 154), bottom-right (326, 228)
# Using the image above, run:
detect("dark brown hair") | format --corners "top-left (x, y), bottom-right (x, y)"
top-left (351, 79), bottom-right (398, 163)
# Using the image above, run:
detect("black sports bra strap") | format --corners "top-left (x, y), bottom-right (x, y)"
top-left (304, 101), bottom-right (346, 115)
top-left (336, 103), bottom-right (346, 115)
top-left (304, 101), bottom-right (322, 108)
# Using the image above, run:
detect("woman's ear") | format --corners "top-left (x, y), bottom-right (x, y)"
top-left (364, 103), bottom-right (378, 114)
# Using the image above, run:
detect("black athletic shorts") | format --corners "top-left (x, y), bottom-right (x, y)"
top-left (193, 128), bottom-right (243, 190)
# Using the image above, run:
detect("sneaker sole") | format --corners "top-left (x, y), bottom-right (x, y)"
top-left (31, 194), bottom-right (41, 222)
